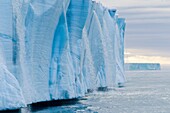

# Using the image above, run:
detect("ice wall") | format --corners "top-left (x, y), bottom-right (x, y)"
top-left (0, 0), bottom-right (26, 110)
top-left (125, 63), bottom-right (161, 71)
top-left (0, 58), bottom-right (26, 110)
top-left (0, 0), bottom-right (126, 110)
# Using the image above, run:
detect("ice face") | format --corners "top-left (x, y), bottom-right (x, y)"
top-left (0, 0), bottom-right (126, 110)
top-left (0, 63), bottom-right (26, 110)
top-left (0, 27), bottom-right (25, 111)
top-left (125, 63), bottom-right (161, 71)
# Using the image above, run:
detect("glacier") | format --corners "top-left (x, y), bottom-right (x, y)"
top-left (125, 63), bottom-right (161, 71)
top-left (0, 0), bottom-right (126, 110)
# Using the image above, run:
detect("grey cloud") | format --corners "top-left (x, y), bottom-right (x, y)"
top-left (97, 0), bottom-right (170, 60)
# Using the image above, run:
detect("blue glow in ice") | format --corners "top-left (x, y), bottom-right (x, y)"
top-left (0, 0), bottom-right (126, 110)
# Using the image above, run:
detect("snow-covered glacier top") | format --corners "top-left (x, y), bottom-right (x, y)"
top-left (0, 0), bottom-right (126, 110)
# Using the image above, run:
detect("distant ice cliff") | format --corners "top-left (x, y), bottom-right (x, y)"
top-left (125, 63), bottom-right (161, 71)
top-left (0, 0), bottom-right (126, 110)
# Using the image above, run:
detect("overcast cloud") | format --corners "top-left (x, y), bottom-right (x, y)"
top-left (96, 0), bottom-right (170, 64)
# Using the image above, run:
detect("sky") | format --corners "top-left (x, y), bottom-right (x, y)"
top-left (95, 0), bottom-right (170, 65)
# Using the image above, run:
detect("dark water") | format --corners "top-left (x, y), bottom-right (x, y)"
top-left (1, 98), bottom-right (97, 113)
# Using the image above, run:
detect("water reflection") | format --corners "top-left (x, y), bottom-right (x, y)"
top-left (1, 99), bottom-right (97, 113)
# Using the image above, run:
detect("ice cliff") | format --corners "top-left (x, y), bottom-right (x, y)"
top-left (0, 0), bottom-right (126, 110)
top-left (125, 63), bottom-right (161, 71)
